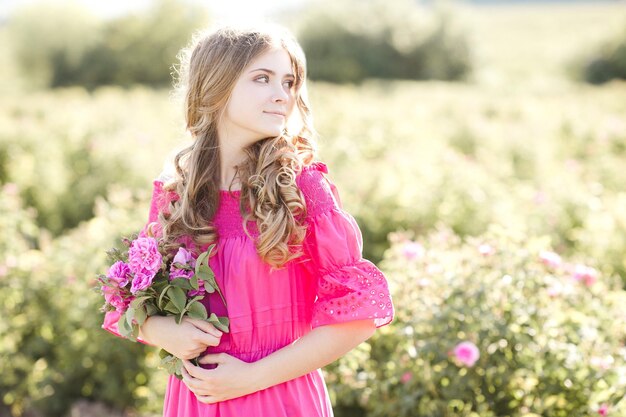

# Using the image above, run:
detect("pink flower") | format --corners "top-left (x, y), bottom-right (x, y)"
top-left (128, 237), bottom-right (162, 274)
top-left (539, 250), bottom-right (562, 269)
top-left (189, 279), bottom-right (206, 297)
top-left (102, 285), bottom-right (131, 312)
top-left (598, 403), bottom-right (609, 416)
top-left (454, 341), bottom-right (480, 367)
top-left (590, 355), bottom-right (614, 371)
top-left (572, 264), bottom-right (598, 287)
top-left (417, 278), bottom-right (430, 287)
top-left (3, 183), bottom-right (18, 196)
top-left (139, 221), bottom-right (163, 239)
top-left (546, 283), bottom-right (562, 298)
top-left (400, 371), bottom-right (412, 384)
top-left (131, 270), bottom-right (156, 294)
top-left (402, 241), bottom-right (425, 260)
top-left (107, 261), bottom-right (132, 287)
top-left (170, 247), bottom-right (196, 280)
top-left (478, 244), bottom-right (495, 256)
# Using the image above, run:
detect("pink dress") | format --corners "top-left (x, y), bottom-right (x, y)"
top-left (103, 162), bottom-right (395, 416)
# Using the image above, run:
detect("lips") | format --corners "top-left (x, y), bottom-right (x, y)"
top-left (265, 111), bottom-right (286, 117)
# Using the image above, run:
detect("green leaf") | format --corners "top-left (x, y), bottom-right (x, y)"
top-left (190, 274), bottom-right (199, 290)
top-left (125, 308), bottom-right (135, 326)
top-left (187, 301), bottom-right (208, 320)
top-left (196, 252), bottom-right (209, 272)
top-left (170, 278), bottom-right (193, 290)
top-left (152, 278), bottom-right (168, 293)
top-left (164, 301), bottom-right (179, 315)
top-left (118, 314), bottom-right (132, 338)
top-left (146, 303), bottom-right (158, 316)
top-left (168, 286), bottom-right (186, 312)
top-left (159, 352), bottom-right (182, 377)
top-left (174, 358), bottom-right (183, 377)
top-left (208, 313), bottom-right (230, 333)
top-left (159, 348), bottom-right (172, 359)
top-left (198, 265), bottom-right (214, 278)
top-left (135, 306), bottom-right (147, 326)
top-left (207, 243), bottom-right (217, 255)
top-left (158, 285), bottom-right (172, 309)
top-left (130, 296), bottom-right (151, 309)
top-left (204, 282), bottom-right (216, 294)
top-left (218, 316), bottom-right (230, 332)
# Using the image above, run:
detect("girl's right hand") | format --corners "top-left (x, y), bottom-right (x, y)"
top-left (139, 316), bottom-right (223, 360)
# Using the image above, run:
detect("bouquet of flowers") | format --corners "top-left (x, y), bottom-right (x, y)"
top-left (97, 223), bottom-right (229, 378)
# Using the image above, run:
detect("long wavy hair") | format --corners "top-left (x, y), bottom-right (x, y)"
top-left (156, 23), bottom-right (318, 270)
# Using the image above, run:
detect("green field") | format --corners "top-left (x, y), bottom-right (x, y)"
top-left (1, 2), bottom-right (626, 416)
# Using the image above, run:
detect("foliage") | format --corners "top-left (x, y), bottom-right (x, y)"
top-left (578, 26), bottom-right (626, 84)
top-left (6, 0), bottom-right (208, 90)
top-left (295, 0), bottom-right (473, 83)
top-left (6, 1), bottom-right (102, 90)
top-left (0, 184), bottom-right (168, 416)
top-left (98, 236), bottom-right (229, 378)
top-left (307, 81), bottom-right (626, 287)
top-left (0, 86), bottom-right (181, 236)
top-left (1, 3), bottom-right (625, 415)
top-left (353, 224), bottom-right (626, 417)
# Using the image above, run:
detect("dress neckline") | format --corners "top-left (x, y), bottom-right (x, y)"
top-left (219, 189), bottom-right (241, 196)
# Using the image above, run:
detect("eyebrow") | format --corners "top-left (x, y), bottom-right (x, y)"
top-left (249, 68), bottom-right (295, 78)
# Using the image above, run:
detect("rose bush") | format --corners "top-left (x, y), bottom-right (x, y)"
top-left (350, 224), bottom-right (626, 417)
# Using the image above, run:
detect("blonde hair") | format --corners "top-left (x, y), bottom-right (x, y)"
top-left (158, 23), bottom-right (318, 270)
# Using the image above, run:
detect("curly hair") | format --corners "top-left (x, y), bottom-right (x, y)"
top-left (155, 23), bottom-right (318, 271)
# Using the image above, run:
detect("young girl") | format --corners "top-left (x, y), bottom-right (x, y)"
top-left (103, 23), bottom-right (394, 416)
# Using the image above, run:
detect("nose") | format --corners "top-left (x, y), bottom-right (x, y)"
top-left (271, 83), bottom-right (290, 103)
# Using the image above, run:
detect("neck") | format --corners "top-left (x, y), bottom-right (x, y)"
top-left (219, 140), bottom-right (246, 190)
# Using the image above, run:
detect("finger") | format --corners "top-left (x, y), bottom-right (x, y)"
top-left (182, 359), bottom-right (201, 379)
top-left (198, 353), bottom-right (227, 365)
top-left (186, 317), bottom-right (222, 337)
top-left (181, 364), bottom-right (191, 380)
top-left (193, 347), bottom-right (206, 357)
top-left (181, 367), bottom-right (197, 390)
top-left (194, 329), bottom-right (221, 347)
top-left (196, 394), bottom-right (219, 405)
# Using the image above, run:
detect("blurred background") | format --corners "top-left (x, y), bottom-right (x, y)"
top-left (1, 0), bottom-right (625, 416)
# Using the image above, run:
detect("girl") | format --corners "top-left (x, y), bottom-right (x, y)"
top-left (103, 23), bottom-right (394, 416)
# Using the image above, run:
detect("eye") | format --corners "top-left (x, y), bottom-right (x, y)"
top-left (255, 75), bottom-right (269, 83)
top-left (284, 79), bottom-right (295, 88)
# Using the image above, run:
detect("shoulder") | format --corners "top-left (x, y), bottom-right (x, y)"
top-left (296, 162), bottom-right (342, 217)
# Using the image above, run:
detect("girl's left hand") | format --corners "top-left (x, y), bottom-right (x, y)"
top-left (181, 354), bottom-right (262, 404)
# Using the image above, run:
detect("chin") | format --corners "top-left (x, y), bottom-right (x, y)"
top-left (261, 127), bottom-right (284, 138)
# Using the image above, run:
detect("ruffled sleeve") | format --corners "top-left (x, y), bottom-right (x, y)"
top-left (101, 176), bottom-right (178, 344)
top-left (297, 162), bottom-right (395, 329)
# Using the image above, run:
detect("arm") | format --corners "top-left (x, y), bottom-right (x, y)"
top-left (251, 318), bottom-right (376, 391)
top-left (184, 318), bottom-right (377, 404)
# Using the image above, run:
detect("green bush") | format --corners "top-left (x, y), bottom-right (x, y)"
top-left (0, 182), bottom-right (166, 417)
top-left (306, 81), bottom-right (626, 288)
top-left (76, 0), bottom-right (208, 89)
top-left (6, 0), bottom-right (208, 90)
top-left (6, 2), bottom-right (102, 90)
top-left (579, 27), bottom-right (626, 84)
top-left (1, 76), bottom-right (625, 415)
top-left (0, 86), bottom-right (180, 236)
top-left (354, 224), bottom-right (626, 417)
top-left (296, 0), bottom-right (473, 83)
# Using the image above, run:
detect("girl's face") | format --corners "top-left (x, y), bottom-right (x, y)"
top-left (220, 47), bottom-right (297, 145)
